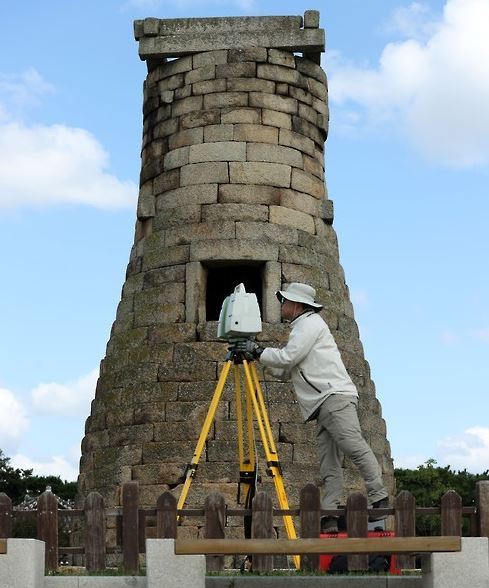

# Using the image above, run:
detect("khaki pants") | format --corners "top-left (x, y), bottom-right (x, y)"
top-left (316, 393), bottom-right (387, 509)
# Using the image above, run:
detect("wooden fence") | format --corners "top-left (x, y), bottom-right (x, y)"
top-left (1, 480), bottom-right (488, 574)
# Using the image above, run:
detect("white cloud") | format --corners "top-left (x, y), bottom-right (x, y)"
top-left (0, 122), bottom-right (137, 210)
top-left (328, 0), bottom-right (489, 167)
top-left (440, 329), bottom-right (458, 346)
top-left (0, 68), bottom-right (137, 211)
top-left (31, 368), bottom-right (98, 417)
top-left (437, 426), bottom-right (489, 472)
top-left (351, 289), bottom-right (369, 307)
top-left (0, 68), bottom-right (55, 122)
top-left (11, 453), bottom-right (78, 481)
top-left (0, 388), bottom-right (30, 452)
top-left (393, 453), bottom-right (428, 469)
top-left (383, 2), bottom-right (440, 41)
top-left (471, 328), bottom-right (489, 343)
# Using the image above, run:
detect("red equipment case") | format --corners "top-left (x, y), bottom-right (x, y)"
top-left (319, 531), bottom-right (401, 574)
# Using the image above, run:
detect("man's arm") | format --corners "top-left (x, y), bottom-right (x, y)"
top-left (260, 319), bottom-right (320, 369)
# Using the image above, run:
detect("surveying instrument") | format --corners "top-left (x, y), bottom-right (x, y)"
top-left (177, 284), bottom-right (299, 568)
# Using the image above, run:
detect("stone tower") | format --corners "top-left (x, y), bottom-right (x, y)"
top-left (79, 11), bottom-right (394, 530)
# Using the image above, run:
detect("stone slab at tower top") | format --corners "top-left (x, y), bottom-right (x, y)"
top-left (134, 10), bottom-right (324, 62)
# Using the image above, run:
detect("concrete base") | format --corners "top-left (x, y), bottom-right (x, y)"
top-left (146, 539), bottom-right (205, 588)
top-left (0, 539), bottom-right (45, 588)
top-left (422, 537), bottom-right (489, 588)
top-left (44, 577), bottom-right (146, 587)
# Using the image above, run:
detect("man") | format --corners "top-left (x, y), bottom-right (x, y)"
top-left (249, 282), bottom-right (388, 533)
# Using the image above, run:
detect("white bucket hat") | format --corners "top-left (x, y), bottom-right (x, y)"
top-left (276, 282), bottom-right (323, 309)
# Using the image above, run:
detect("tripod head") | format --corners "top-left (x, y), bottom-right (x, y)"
top-left (226, 338), bottom-right (259, 363)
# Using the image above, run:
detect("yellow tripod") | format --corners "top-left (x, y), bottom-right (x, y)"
top-left (177, 345), bottom-right (299, 568)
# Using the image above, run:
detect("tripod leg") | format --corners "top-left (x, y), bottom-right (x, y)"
top-left (176, 360), bottom-right (233, 513)
top-left (243, 360), bottom-right (300, 569)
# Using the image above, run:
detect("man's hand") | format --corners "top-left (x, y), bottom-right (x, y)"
top-left (234, 340), bottom-right (264, 360)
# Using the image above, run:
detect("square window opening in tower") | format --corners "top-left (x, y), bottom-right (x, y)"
top-left (205, 263), bottom-right (264, 322)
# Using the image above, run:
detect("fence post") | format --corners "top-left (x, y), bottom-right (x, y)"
top-left (252, 491), bottom-right (273, 573)
top-left (395, 490), bottom-right (416, 569)
top-left (441, 490), bottom-right (462, 536)
top-left (475, 480), bottom-right (489, 537)
top-left (346, 492), bottom-right (368, 572)
top-left (37, 487), bottom-right (58, 572)
top-left (85, 491), bottom-right (106, 572)
top-left (204, 492), bottom-right (226, 572)
top-left (156, 491), bottom-right (177, 538)
top-left (300, 484), bottom-right (320, 571)
top-left (122, 481), bottom-right (139, 574)
top-left (0, 493), bottom-right (12, 538)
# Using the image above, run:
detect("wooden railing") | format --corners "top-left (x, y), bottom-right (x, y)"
top-left (0, 479), bottom-right (488, 573)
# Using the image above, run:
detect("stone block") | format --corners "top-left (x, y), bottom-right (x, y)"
top-left (132, 463), bottom-right (186, 486)
top-left (137, 181), bottom-right (155, 219)
top-left (154, 204), bottom-right (202, 231)
top-left (134, 401), bottom-right (166, 425)
top-left (289, 84), bottom-right (313, 105)
top-left (229, 47), bottom-right (267, 63)
top-left (165, 221), bottom-right (235, 246)
top-left (171, 95), bottom-right (203, 117)
top-left (268, 48), bottom-right (296, 68)
top-left (236, 221), bottom-right (298, 244)
top-left (133, 302), bottom-right (185, 327)
top-left (156, 184), bottom-right (218, 209)
top-left (159, 55), bottom-right (193, 79)
top-left (166, 400), bottom-right (227, 424)
top-left (204, 124), bottom-right (234, 142)
top-left (147, 323), bottom-right (196, 344)
top-left (153, 117), bottom-right (179, 139)
top-left (280, 188), bottom-right (320, 216)
top-left (234, 123), bottom-right (278, 144)
top-left (422, 537), bottom-right (489, 588)
top-left (227, 78), bottom-right (275, 94)
top-left (180, 162), bottom-right (229, 185)
top-left (190, 239), bottom-right (279, 262)
top-left (185, 260), bottom-right (205, 323)
top-left (174, 85), bottom-right (192, 100)
top-left (291, 168), bottom-right (325, 199)
top-left (276, 82), bottom-right (289, 95)
top-left (249, 92), bottom-right (298, 114)
top-left (221, 107), bottom-right (261, 124)
top-left (218, 183), bottom-right (280, 205)
top-left (192, 77), bottom-right (227, 96)
top-left (263, 260), bottom-right (282, 323)
top-left (229, 161), bottom-right (291, 188)
top-left (216, 62), bottom-right (256, 78)
top-left (153, 168), bottom-right (180, 195)
top-left (180, 109), bottom-right (220, 129)
top-left (312, 95), bottom-right (329, 117)
top-left (304, 10), bottom-right (320, 29)
top-left (247, 142), bottom-right (303, 168)
top-left (184, 64), bottom-right (216, 85)
top-left (143, 265), bottom-right (185, 287)
top-left (295, 56), bottom-right (328, 84)
top-left (279, 128), bottom-right (315, 156)
top-left (257, 63), bottom-right (300, 85)
top-left (158, 358), bottom-right (216, 382)
top-left (262, 109), bottom-right (292, 130)
top-left (270, 205), bottom-right (315, 233)
top-left (299, 102), bottom-right (318, 125)
top-left (189, 141), bottom-right (246, 163)
top-left (193, 50), bottom-right (228, 69)
top-left (281, 262), bottom-right (329, 290)
top-left (204, 92), bottom-right (248, 109)
top-left (158, 73), bottom-right (184, 92)
top-left (0, 539), bottom-right (45, 588)
top-left (306, 77), bottom-right (327, 102)
top-left (303, 153), bottom-right (324, 179)
top-left (139, 28), bottom-right (324, 60)
top-left (163, 146), bottom-right (189, 170)
top-left (292, 115), bottom-right (324, 146)
top-left (135, 282), bottom-right (185, 306)
top-left (143, 244), bottom-right (190, 271)
top-left (202, 203), bottom-right (268, 223)
top-left (168, 127), bottom-right (204, 150)
top-left (143, 440), bottom-right (202, 463)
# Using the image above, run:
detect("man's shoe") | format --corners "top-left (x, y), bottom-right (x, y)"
top-left (320, 516), bottom-right (339, 533)
top-left (369, 497), bottom-right (389, 521)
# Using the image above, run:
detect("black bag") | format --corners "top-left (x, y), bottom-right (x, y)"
top-left (328, 553), bottom-right (390, 574)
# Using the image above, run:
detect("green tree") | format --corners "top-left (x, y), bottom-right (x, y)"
top-left (0, 449), bottom-right (77, 505)
top-left (395, 459), bottom-right (489, 535)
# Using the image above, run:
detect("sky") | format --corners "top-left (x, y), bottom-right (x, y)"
top-left (0, 0), bottom-right (488, 483)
